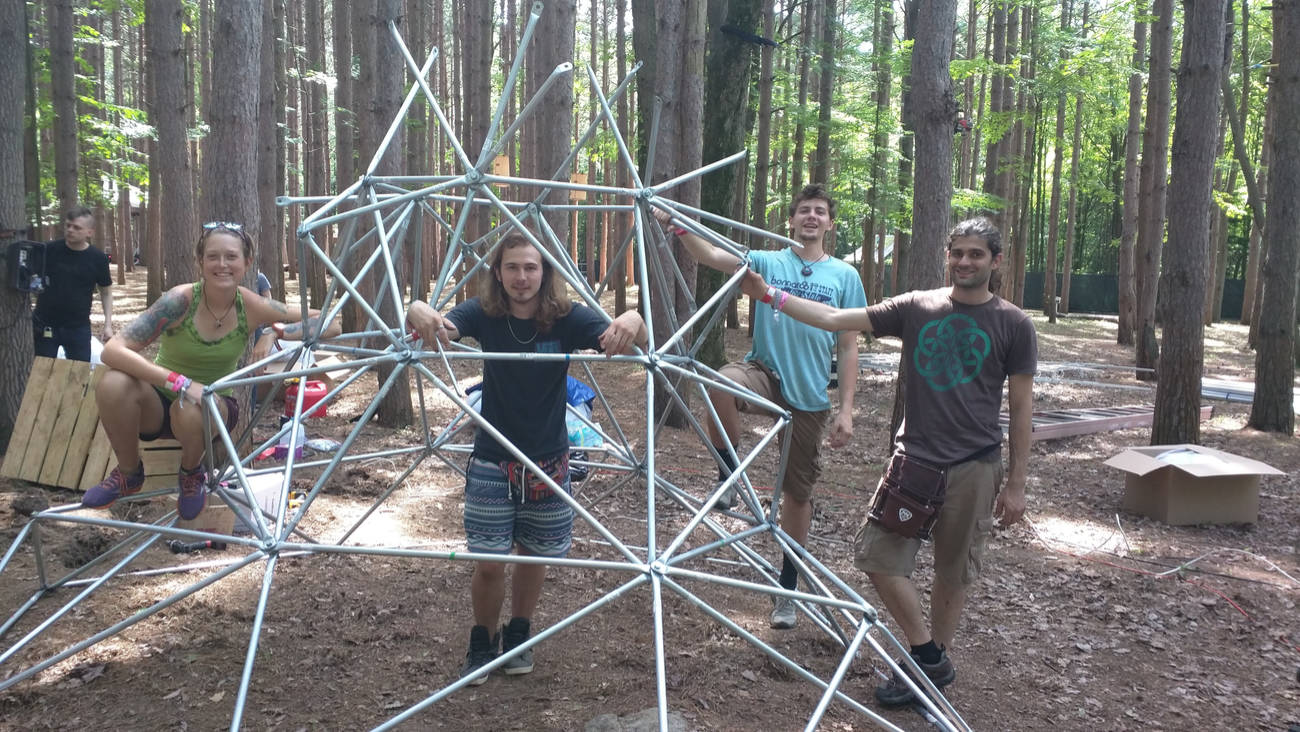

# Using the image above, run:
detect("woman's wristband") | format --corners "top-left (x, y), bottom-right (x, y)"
top-left (673, 226), bottom-right (688, 237)
top-left (760, 286), bottom-right (776, 305)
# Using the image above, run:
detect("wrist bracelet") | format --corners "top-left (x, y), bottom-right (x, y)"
top-left (760, 286), bottom-right (776, 305)
top-left (673, 226), bottom-right (688, 237)
top-left (774, 291), bottom-right (791, 320)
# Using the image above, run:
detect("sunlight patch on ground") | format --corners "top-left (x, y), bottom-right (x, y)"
top-left (1029, 513), bottom-right (1142, 557)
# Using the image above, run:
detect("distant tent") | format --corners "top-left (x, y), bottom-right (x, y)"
top-left (840, 236), bottom-right (894, 265)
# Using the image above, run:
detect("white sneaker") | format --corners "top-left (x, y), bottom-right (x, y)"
top-left (770, 596), bottom-right (797, 629)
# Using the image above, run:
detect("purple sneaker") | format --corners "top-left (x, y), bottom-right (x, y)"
top-left (82, 462), bottom-right (146, 509)
top-left (177, 465), bottom-right (208, 520)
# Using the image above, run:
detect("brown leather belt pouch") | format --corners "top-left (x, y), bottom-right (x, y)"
top-left (868, 452), bottom-right (947, 539)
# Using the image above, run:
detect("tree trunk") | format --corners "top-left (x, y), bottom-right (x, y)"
top-left (148, 0), bottom-right (197, 287)
top-left (958, 0), bottom-right (977, 193)
top-left (333, 0), bottom-right (354, 200)
top-left (749, 0), bottom-right (775, 254)
top-left (257, 0), bottom-right (281, 299)
top-left (369, 0), bottom-right (413, 428)
top-left (305, 0), bottom-right (329, 306)
top-left (810, 0), bottom-right (836, 185)
top-left (1117, 17), bottom-right (1146, 345)
top-left (698, 0), bottom-right (763, 370)
top-left (1057, 3), bottom-right (1089, 316)
top-left (789, 6), bottom-right (812, 192)
top-left (1241, 93), bottom-right (1273, 330)
top-left (0, 0), bottom-right (33, 453)
top-left (23, 5), bottom-right (41, 235)
top-left (635, 0), bottom-right (703, 428)
top-left (1248, 0), bottom-right (1299, 434)
top-left (1151, 0), bottom-right (1225, 445)
top-left (204, 0), bottom-right (262, 254)
top-left (113, 5), bottom-right (130, 284)
top-left (50, 0), bottom-right (78, 213)
top-left (1045, 74), bottom-right (1066, 320)
top-left (614, 0), bottom-right (630, 315)
top-left (864, 1), bottom-right (892, 302)
top-left (1135, 0), bottom-right (1173, 381)
top-left (908, 0), bottom-right (957, 290)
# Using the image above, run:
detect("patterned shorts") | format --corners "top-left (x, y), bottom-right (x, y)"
top-left (463, 452), bottom-right (574, 557)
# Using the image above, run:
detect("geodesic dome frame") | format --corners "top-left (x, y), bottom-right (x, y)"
top-left (0, 5), bottom-right (967, 730)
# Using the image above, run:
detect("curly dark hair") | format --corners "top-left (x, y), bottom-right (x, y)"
top-left (480, 230), bottom-right (572, 334)
top-left (787, 183), bottom-right (837, 221)
top-left (948, 217), bottom-right (1002, 258)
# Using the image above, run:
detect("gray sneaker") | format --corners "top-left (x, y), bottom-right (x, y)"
top-left (500, 617), bottom-right (534, 676)
top-left (716, 484), bottom-right (737, 510)
top-left (875, 648), bottom-right (956, 706)
top-left (770, 596), bottom-right (797, 629)
top-left (460, 625), bottom-right (497, 685)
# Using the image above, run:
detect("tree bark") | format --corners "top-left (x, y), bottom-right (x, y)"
top-left (1151, 0), bottom-right (1226, 445)
top-left (1248, 0), bottom-right (1299, 434)
top-left (50, 0), bottom-right (78, 213)
top-left (1060, 1), bottom-right (1089, 317)
top-left (810, 0), bottom-right (836, 185)
top-left (789, 5), bottom-right (812, 192)
top-left (907, 0), bottom-right (957, 290)
top-left (257, 0), bottom-right (281, 299)
top-left (147, 0), bottom-right (197, 287)
top-left (204, 0), bottom-right (262, 257)
top-left (1135, 0), bottom-right (1173, 381)
top-left (0, 0), bottom-right (33, 453)
top-left (23, 5), bottom-right (41, 234)
top-left (369, 0), bottom-right (413, 428)
top-left (1044, 2), bottom-right (1069, 323)
top-left (305, 0), bottom-right (329, 306)
top-left (1241, 93), bottom-right (1273, 330)
top-left (864, 1), bottom-right (892, 303)
top-left (614, 0), bottom-right (630, 315)
top-left (698, 0), bottom-right (763, 370)
top-left (1117, 17), bottom-right (1146, 345)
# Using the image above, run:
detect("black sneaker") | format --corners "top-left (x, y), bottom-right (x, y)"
top-left (500, 617), bottom-right (534, 675)
top-left (460, 625), bottom-right (498, 685)
top-left (875, 648), bottom-right (956, 707)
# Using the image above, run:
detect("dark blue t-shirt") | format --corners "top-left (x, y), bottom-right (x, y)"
top-left (446, 298), bottom-right (608, 463)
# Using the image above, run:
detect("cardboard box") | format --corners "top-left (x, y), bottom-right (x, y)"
top-left (1104, 444), bottom-right (1284, 525)
top-left (175, 495), bottom-right (236, 536)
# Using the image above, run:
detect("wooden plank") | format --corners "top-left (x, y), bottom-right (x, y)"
top-left (1000, 404), bottom-right (1214, 441)
top-left (19, 359), bottom-right (76, 481)
top-left (1, 357), bottom-right (57, 478)
top-left (39, 360), bottom-right (94, 486)
top-left (57, 367), bottom-right (106, 489)
top-left (79, 422), bottom-right (115, 492)
top-left (141, 440), bottom-right (183, 476)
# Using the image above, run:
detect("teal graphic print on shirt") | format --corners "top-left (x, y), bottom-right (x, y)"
top-left (914, 313), bottom-right (991, 392)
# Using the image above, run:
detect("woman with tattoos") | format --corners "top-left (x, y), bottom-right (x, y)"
top-left (80, 222), bottom-right (341, 520)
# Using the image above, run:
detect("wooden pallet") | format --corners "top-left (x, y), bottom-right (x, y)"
top-left (999, 404), bottom-right (1215, 441)
top-left (1, 357), bottom-right (181, 491)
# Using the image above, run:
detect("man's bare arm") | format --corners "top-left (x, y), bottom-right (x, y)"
top-left (651, 208), bottom-right (741, 273)
top-left (738, 269), bottom-right (874, 334)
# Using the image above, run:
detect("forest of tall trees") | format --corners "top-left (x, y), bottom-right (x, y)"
top-left (0, 0), bottom-right (1295, 450)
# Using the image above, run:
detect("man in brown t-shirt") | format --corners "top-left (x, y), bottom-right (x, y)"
top-left (739, 217), bottom-right (1036, 707)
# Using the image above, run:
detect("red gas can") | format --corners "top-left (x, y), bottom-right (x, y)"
top-left (284, 379), bottom-right (328, 418)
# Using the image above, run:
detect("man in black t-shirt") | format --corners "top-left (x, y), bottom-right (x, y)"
top-left (408, 231), bottom-right (646, 686)
top-left (32, 207), bottom-right (114, 361)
